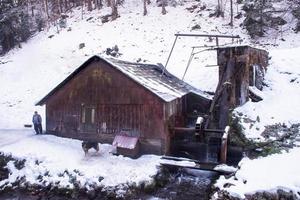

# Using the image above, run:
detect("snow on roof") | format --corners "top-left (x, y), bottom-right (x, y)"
top-left (36, 56), bottom-right (212, 105)
top-left (112, 135), bottom-right (139, 149)
top-left (105, 57), bottom-right (212, 102)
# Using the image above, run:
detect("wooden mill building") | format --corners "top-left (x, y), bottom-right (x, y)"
top-left (36, 56), bottom-right (212, 155)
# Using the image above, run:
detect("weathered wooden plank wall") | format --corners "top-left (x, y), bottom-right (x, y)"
top-left (211, 46), bottom-right (268, 129)
top-left (45, 60), bottom-right (172, 154)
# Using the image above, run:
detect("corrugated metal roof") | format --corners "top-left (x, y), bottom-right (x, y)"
top-left (106, 58), bottom-right (212, 102)
top-left (112, 135), bottom-right (139, 149)
top-left (36, 55), bottom-right (212, 105)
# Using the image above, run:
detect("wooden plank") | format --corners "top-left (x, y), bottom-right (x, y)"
top-left (220, 126), bottom-right (230, 163)
top-left (160, 156), bottom-right (235, 175)
top-left (174, 33), bottom-right (240, 38)
top-left (160, 163), bottom-right (220, 173)
top-left (161, 155), bottom-right (218, 165)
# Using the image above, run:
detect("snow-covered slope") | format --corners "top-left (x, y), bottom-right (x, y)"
top-left (1, 0), bottom-right (300, 197)
top-left (234, 47), bottom-right (300, 140)
top-left (0, 0), bottom-right (247, 128)
top-left (0, 0), bottom-right (300, 129)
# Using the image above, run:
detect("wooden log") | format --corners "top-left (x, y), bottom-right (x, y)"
top-left (172, 127), bottom-right (195, 133)
top-left (204, 129), bottom-right (225, 133)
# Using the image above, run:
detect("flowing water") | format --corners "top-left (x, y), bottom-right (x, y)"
top-left (0, 168), bottom-right (219, 200)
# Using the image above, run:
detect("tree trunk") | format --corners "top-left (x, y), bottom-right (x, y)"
top-left (93, 0), bottom-right (97, 9)
top-left (230, 0), bottom-right (233, 26)
top-left (43, 0), bottom-right (49, 29)
top-left (111, 0), bottom-right (118, 20)
top-left (64, 0), bottom-right (69, 11)
top-left (57, 0), bottom-right (62, 14)
top-left (87, 0), bottom-right (92, 11)
top-left (217, 0), bottom-right (224, 17)
top-left (60, 0), bottom-right (63, 13)
top-left (95, 0), bottom-right (103, 9)
top-left (106, 0), bottom-right (111, 7)
top-left (143, 0), bottom-right (147, 15)
top-left (260, 0), bottom-right (265, 35)
top-left (31, 5), bottom-right (34, 17)
top-left (161, 0), bottom-right (167, 15)
top-left (99, 0), bottom-right (103, 9)
top-left (81, 0), bottom-right (84, 19)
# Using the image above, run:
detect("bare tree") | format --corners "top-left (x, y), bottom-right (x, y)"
top-left (64, 0), bottom-right (70, 11)
top-left (143, 0), bottom-right (147, 15)
top-left (216, 0), bottom-right (224, 17)
top-left (229, 0), bottom-right (233, 26)
top-left (111, 0), bottom-right (118, 20)
top-left (95, 0), bottom-right (103, 9)
top-left (87, 0), bottom-right (93, 11)
top-left (44, 0), bottom-right (49, 19)
top-left (161, 0), bottom-right (166, 15)
top-left (106, 0), bottom-right (111, 7)
top-left (56, 0), bottom-right (62, 14)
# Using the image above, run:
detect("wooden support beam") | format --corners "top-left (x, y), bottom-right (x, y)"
top-left (173, 127), bottom-right (195, 133)
top-left (220, 126), bottom-right (230, 163)
top-left (174, 33), bottom-right (240, 39)
top-left (204, 129), bottom-right (225, 133)
top-left (160, 156), bottom-right (234, 174)
top-left (172, 127), bottom-right (225, 134)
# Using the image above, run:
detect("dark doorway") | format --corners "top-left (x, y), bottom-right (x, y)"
top-left (81, 106), bottom-right (96, 132)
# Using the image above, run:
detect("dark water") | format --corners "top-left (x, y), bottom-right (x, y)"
top-left (146, 168), bottom-right (219, 200)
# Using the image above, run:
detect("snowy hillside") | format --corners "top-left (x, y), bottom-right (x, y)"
top-left (234, 47), bottom-right (300, 140)
top-left (2, 0), bottom-right (300, 129)
top-left (1, 0), bottom-right (300, 198)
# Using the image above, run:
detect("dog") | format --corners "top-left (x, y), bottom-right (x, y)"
top-left (81, 141), bottom-right (99, 156)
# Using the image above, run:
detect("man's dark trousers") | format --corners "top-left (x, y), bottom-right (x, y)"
top-left (34, 123), bottom-right (42, 134)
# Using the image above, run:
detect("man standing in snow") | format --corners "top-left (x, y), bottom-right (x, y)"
top-left (32, 111), bottom-right (42, 135)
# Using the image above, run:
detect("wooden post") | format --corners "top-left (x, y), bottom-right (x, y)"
top-left (220, 126), bottom-right (230, 163)
top-left (195, 116), bottom-right (204, 142)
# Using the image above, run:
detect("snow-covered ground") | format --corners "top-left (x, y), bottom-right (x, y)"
top-left (0, 0), bottom-right (263, 129)
top-left (213, 46), bottom-right (300, 198)
top-left (0, 129), bottom-right (161, 193)
top-left (1, 0), bottom-right (300, 197)
top-left (234, 47), bottom-right (300, 141)
top-left (215, 146), bottom-right (300, 199)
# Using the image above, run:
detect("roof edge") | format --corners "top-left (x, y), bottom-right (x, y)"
top-left (35, 55), bottom-right (100, 106)
top-left (35, 55), bottom-right (212, 106)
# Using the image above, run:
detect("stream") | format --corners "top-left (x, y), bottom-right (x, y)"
top-left (0, 167), bottom-right (219, 200)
